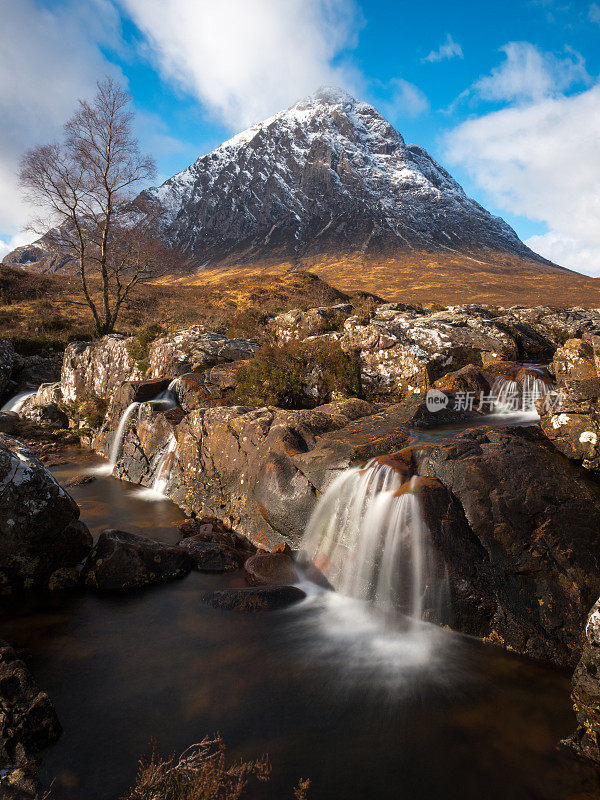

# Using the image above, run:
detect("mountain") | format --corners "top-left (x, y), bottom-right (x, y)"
top-left (138, 86), bottom-right (537, 266)
top-left (6, 87), bottom-right (599, 306)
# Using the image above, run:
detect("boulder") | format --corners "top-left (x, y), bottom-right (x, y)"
top-left (148, 327), bottom-right (258, 378)
top-left (0, 340), bottom-right (16, 399)
top-left (61, 336), bottom-right (139, 403)
top-left (27, 382), bottom-right (62, 407)
top-left (434, 364), bottom-right (490, 396)
top-left (244, 552), bottom-right (299, 586)
top-left (539, 338), bottom-right (600, 471)
top-left (337, 305), bottom-right (518, 397)
top-left (82, 529), bottom-right (191, 591)
top-left (19, 403), bottom-right (68, 429)
top-left (11, 353), bottom-right (62, 396)
top-left (0, 435), bottom-right (92, 593)
top-left (178, 537), bottom-right (243, 572)
top-left (0, 413), bottom-right (19, 435)
top-left (408, 426), bottom-right (600, 666)
top-left (268, 304), bottom-right (354, 342)
top-left (564, 598), bottom-right (600, 762)
top-left (0, 639), bottom-right (61, 771)
top-left (169, 363), bottom-right (249, 411)
top-left (199, 585), bottom-right (306, 612)
top-left (47, 567), bottom-right (80, 591)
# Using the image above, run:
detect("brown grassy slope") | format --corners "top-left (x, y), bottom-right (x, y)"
top-left (0, 266), bottom-right (364, 346)
top-left (171, 248), bottom-right (600, 308)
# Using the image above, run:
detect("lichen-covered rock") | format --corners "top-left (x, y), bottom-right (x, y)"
top-left (19, 403), bottom-right (68, 429)
top-left (539, 338), bottom-right (600, 471)
top-left (61, 336), bottom-right (139, 403)
top-left (0, 435), bottom-right (92, 593)
top-left (564, 599), bottom-right (600, 762)
top-left (169, 363), bottom-right (248, 411)
top-left (268, 304), bottom-right (354, 342)
top-left (148, 327), bottom-right (258, 378)
top-left (27, 382), bottom-right (63, 407)
top-left (337, 305), bottom-right (518, 397)
top-left (82, 529), bottom-right (191, 591)
top-left (0, 639), bottom-right (61, 770)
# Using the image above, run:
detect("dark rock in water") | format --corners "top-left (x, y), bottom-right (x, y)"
top-left (0, 412), bottom-right (19, 435)
top-left (47, 567), bottom-right (80, 592)
top-left (199, 585), bottom-right (306, 612)
top-left (0, 435), bottom-right (92, 594)
top-left (244, 552), bottom-right (299, 586)
top-left (64, 474), bottom-right (96, 487)
top-left (19, 403), bottom-right (68, 429)
top-left (564, 598), bottom-right (600, 763)
top-left (82, 529), bottom-right (191, 592)
top-left (178, 537), bottom-right (243, 572)
top-left (0, 639), bottom-right (61, 771)
top-left (408, 426), bottom-right (600, 666)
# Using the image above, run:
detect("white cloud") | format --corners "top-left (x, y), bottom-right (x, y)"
top-left (473, 42), bottom-right (590, 104)
top-left (423, 34), bottom-right (463, 64)
top-left (380, 79), bottom-right (429, 120)
top-left (590, 3), bottom-right (600, 23)
top-left (445, 83), bottom-right (600, 275)
top-left (117, 0), bottom-right (363, 129)
top-left (0, 0), bottom-right (122, 251)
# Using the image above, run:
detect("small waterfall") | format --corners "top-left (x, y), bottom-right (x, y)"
top-left (1, 390), bottom-right (36, 413)
top-left (491, 376), bottom-right (520, 414)
top-left (491, 370), bottom-right (552, 418)
top-left (137, 434), bottom-right (178, 501)
top-left (108, 402), bottom-right (139, 468)
top-left (520, 372), bottom-right (550, 414)
top-left (301, 460), bottom-right (444, 623)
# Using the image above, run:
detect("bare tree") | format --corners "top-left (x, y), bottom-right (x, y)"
top-left (19, 78), bottom-right (159, 335)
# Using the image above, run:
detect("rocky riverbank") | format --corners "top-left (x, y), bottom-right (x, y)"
top-left (2, 298), bottom-right (600, 784)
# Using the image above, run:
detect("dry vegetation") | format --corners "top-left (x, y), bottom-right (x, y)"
top-left (123, 735), bottom-right (309, 800)
top-left (0, 265), bottom-right (379, 352)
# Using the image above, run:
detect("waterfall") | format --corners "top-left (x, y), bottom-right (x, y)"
top-left (1, 390), bottom-right (36, 413)
top-left (108, 402), bottom-right (139, 468)
top-left (491, 370), bottom-right (551, 418)
top-left (520, 373), bottom-right (550, 414)
top-left (301, 460), bottom-right (444, 623)
top-left (491, 376), bottom-right (520, 414)
top-left (137, 434), bottom-right (178, 501)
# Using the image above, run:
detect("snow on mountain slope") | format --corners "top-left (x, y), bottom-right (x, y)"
top-left (138, 86), bottom-right (535, 265)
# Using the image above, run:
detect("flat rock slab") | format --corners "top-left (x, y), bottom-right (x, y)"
top-left (199, 585), bottom-right (306, 612)
top-left (83, 529), bottom-right (191, 592)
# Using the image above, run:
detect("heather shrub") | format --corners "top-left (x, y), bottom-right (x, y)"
top-left (234, 338), bottom-right (361, 408)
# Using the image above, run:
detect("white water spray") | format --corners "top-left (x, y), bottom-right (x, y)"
top-left (1, 390), bottom-right (36, 413)
top-left (301, 461), bottom-right (445, 623)
top-left (137, 434), bottom-right (178, 501)
top-left (491, 370), bottom-right (552, 419)
top-left (108, 402), bottom-right (139, 468)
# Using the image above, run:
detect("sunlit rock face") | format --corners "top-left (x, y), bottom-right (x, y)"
top-left (0, 434), bottom-right (92, 593)
top-left (61, 336), bottom-right (138, 403)
top-left (148, 327), bottom-right (258, 378)
top-left (539, 337), bottom-right (600, 470)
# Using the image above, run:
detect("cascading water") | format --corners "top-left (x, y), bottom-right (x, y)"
top-left (107, 402), bottom-right (140, 469)
top-left (137, 434), bottom-right (178, 501)
top-left (301, 460), bottom-right (445, 624)
top-left (491, 376), bottom-right (520, 414)
top-left (491, 370), bottom-right (552, 419)
top-left (1, 390), bottom-right (36, 413)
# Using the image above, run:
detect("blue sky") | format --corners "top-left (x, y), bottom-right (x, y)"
top-left (1, 0), bottom-right (599, 273)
